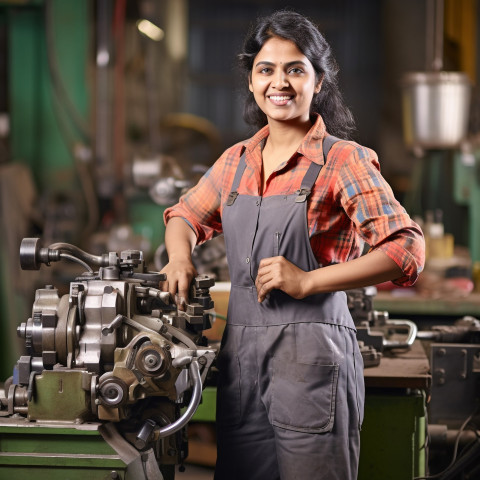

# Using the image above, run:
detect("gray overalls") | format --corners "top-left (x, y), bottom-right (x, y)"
top-left (214, 136), bottom-right (365, 480)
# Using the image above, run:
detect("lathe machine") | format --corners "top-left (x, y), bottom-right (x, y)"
top-left (0, 238), bottom-right (216, 480)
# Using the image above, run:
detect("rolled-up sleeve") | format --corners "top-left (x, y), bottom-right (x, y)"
top-left (337, 146), bottom-right (425, 286)
top-left (163, 156), bottom-right (225, 244)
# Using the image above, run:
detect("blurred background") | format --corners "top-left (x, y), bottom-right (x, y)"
top-left (1, 1), bottom-right (480, 478)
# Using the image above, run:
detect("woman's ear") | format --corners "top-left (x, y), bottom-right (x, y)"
top-left (315, 74), bottom-right (324, 94)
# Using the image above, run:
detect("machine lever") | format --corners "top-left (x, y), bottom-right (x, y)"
top-left (134, 419), bottom-right (157, 450)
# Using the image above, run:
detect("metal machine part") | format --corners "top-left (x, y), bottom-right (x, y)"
top-left (416, 316), bottom-right (480, 478)
top-left (346, 287), bottom-right (418, 367)
top-left (0, 238), bottom-right (217, 479)
top-left (420, 317), bottom-right (480, 428)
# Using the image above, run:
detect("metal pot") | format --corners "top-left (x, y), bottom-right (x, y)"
top-left (401, 71), bottom-right (471, 149)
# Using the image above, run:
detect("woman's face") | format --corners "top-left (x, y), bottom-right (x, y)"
top-left (249, 36), bottom-right (322, 126)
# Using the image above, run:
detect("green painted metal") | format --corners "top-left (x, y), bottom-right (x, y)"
top-left (453, 149), bottom-right (480, 263)
top-left (128, 194), bottom-right (167, 259)
top-left (358, 391), bottom-right (426, 480)
top-left (7, 0), bottom-right (90, 192)
top-left (190, 386), bottom-right (216, 423)
top-left (27, 370), bottom-right (94, 422)
top-left (0, 422), bottom-right (127, 479)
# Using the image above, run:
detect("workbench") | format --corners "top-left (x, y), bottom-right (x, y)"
top-left (374, 291), bottom-right (480, 320)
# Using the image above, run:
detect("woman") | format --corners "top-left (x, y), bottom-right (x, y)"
top-left (162, 10), bottom-right (424, 480)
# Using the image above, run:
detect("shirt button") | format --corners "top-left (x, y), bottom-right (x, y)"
top-left (246, 257), bottom-right (250, 264)
top-left (255, 200), bottom-right (260, 206)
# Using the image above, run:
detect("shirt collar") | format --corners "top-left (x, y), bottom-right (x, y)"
top-left (244, 114), bottom-right (328, 165)
top-left (298, 114), bottom-right (327, 165)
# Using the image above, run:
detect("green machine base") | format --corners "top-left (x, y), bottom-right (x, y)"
top-left (0, 418), bottom-right (168, 480)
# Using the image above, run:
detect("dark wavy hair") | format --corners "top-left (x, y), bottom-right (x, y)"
top-left (238, 10), bottom-right (356, 139)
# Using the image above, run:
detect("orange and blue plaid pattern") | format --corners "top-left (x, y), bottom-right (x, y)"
top-left (164, 114), bottom-right (425, 286)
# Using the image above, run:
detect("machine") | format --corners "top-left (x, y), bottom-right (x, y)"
top-left (346, 286), bottom-right (418, 367)
top-left (0, 238), bottom-right (216, 479)
top-left (416, 318), bottom-right (480, 479)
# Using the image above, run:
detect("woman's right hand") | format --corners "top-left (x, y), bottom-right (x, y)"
top-left (160, 258), bottom-right (198, 309)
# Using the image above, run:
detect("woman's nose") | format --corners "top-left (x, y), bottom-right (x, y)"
top-left (272, 71), bottom-right (288, 89)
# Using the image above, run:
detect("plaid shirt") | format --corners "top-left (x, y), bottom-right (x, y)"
top-left (164, 114), bottom-right (425, 286)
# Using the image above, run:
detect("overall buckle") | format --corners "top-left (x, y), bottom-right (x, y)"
top-left (226, 191), bottom-right (239, 206)
top-left (295, 188), bottom-right (311, 203)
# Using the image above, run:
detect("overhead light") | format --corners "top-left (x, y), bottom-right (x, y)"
top-left (136, 19), bottom-right (165, 42)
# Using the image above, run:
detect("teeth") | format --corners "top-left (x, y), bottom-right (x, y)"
top-left (270, 95), bottom-right (291, 101)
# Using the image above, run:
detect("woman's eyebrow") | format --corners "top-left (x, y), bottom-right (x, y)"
top-left (254, 60), bottom-right (308, 68)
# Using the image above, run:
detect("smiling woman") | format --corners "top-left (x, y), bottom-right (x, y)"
top-left (248, 37), bottom-right (322, 129)
top-left (162, 9), bottom-right (425, 480)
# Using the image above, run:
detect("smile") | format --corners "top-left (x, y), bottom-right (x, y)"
top-left (268, 95), bottom-right (293, 105)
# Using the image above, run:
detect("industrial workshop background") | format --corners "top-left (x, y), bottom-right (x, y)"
top-left (0, 0), bottom-right (480, 479)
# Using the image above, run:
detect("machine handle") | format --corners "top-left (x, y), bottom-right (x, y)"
top-left (20, 238), bottom-right (109, 270)
top-left (382, 319), bottom-right (418, 349)
top-left (157, 359), bottom-right (202, 438)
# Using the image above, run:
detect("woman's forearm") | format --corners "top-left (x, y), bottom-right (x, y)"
top-left (304, 249), bottom-right (403, 295)
top-left (165, 217), bottom-right (197, 260)
top-left (162, 217), bottom-right (198, 302)
top-left (255, 249), bottom-right (404, 302)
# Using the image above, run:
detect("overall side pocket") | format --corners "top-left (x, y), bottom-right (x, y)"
top-left (271, 357), bottom-right (339, 433)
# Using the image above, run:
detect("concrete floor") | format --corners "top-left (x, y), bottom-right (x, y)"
top-left (176, 464), bottom-right (215, 480)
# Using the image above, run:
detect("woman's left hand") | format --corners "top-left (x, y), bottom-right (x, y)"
top-left (255, 256), bottom-right (309, 302)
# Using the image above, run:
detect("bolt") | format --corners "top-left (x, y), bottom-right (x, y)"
top-left (110, 471), bottom-right (119, 479)
top-left (144, 354), bottom-right (159, 367)
top-left (437, 348), bottom-right (446, 357)
top-left (198, 356), bottom-right (207, 366)
top-left (434, 368), bottom-right (446, 385)
top-left (106, 388), bottom-right (118, 398)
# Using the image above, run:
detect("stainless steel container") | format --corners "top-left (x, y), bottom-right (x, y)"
top-left (401, 71), bottom-right (471, 149)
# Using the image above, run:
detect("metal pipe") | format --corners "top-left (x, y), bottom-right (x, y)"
top-left (157, 359), bottom-right (202, 438)
top-left (429, 424), bottom-right (478, 448)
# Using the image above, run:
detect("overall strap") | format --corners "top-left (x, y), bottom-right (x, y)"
top-left (226, 151), bottom-right (247, 206)
top-left (323, 134), bottom-right (342, 158)
top-left (296, 134), bottom-right (342, 203)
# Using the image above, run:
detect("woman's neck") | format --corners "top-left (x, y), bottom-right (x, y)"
top-left (260, 119), bottom-right (313, 193)
top-left (266, 118), bottom-right (312, 151)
